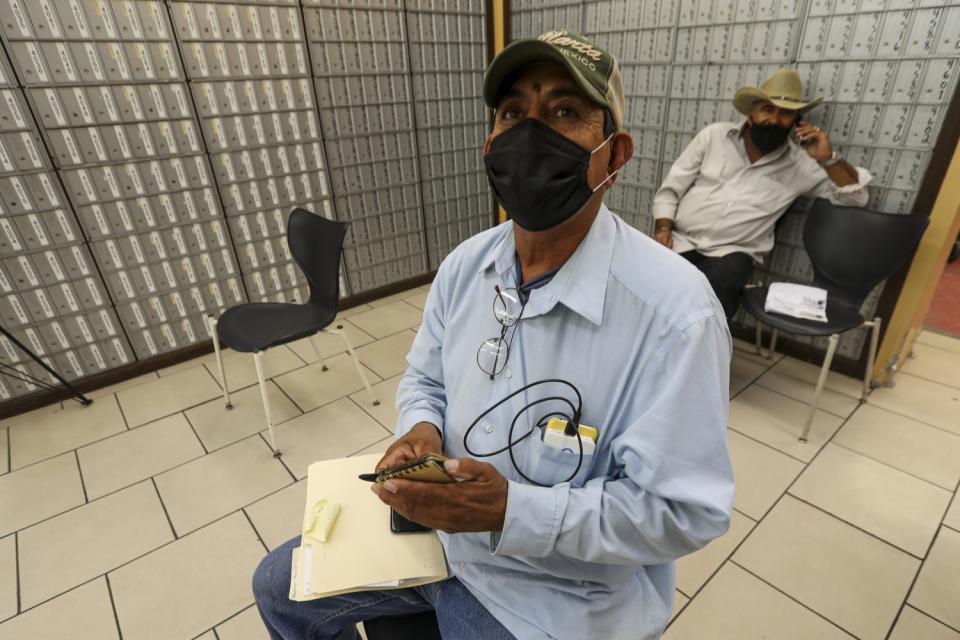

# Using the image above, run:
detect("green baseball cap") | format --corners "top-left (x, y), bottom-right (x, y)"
top-left (483, 29), bottom-right (625, 131)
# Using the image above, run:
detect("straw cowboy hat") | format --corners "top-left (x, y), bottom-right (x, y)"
top-left (733, 68), bottom-right (823, 115)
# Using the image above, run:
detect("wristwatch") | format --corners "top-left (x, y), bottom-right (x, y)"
top-left (819, 151), bottom-right (842, 168)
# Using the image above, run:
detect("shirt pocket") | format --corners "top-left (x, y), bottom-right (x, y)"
top-left (519, 429), bottom-right (595, 488)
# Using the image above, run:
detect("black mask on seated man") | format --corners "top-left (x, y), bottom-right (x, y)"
top-left (748, 121), bottom-right (793, 155)
top-left (484, 118), bottom-right (617, 231)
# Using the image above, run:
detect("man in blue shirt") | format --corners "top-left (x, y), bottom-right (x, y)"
top-left (254, 30), bottom-right (733, 640)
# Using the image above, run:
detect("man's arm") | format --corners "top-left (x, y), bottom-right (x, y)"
top-left (492, 314), bottom-right (734, 565)
top-left (380, 271), bottom-right (448, 470)
top-left (652, 127), bottom-right (710, 247)
top-left (794, 121), bottom-right (872, 206)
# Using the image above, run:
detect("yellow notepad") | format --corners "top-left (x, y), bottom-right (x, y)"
top-left (289, 454), bottom-right (448, 602)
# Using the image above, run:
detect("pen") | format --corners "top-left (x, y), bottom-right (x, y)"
top-left (358, 473), bottom-right (379, 482)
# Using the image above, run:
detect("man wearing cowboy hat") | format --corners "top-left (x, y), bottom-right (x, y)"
top-left (652, 68), bottom-right (872, 319)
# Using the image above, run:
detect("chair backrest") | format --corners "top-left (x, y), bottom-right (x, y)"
top-left (286, 208), bottom-right (348, 311)
top-left (803, 198), bottom-right (928, 308)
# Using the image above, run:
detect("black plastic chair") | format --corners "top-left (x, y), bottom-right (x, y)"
top-left (741, 198), bottom-right (928, 442)
top-left (206, 208), bottom-right (378, 456)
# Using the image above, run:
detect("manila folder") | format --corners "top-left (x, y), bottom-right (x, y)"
top-left (289, 454), bottom-right (448, 601)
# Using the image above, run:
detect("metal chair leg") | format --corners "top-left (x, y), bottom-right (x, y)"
top-left (768, 328), bottom-right (779, 360)
top-left (328, 325), bottom-right (379, 406)
top-left (207, 314), bottom-right (232, 410)
top-left (801, 333), bottom-right (840, 443)
top-left (754, 321), bottom-right (763, 356)
top-left (863, 317), bottom-right (882, 402)
top-left (253, 350), bottom-right (281, 457)
top-left (307, 333), bottom-right (329, 371)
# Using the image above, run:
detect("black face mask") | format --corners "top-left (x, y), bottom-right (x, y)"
top-left (748, 121), bottom-right (792, 154)
top-left (483, 118), bottom-right (617, 231)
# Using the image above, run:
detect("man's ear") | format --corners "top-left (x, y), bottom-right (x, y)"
top-left (483, 133), bottom-right (494, 156)
top-left (606, 132), bottom-right (634, 186)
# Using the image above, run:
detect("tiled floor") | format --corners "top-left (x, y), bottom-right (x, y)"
top-left (1, 285), bottom-right (959, 640)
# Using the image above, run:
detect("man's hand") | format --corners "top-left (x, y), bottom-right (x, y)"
top-left (371, 458), bottom-right (509, 533)
top-left (376, 422), bottom-right (443, 472)
top-left (795, 121), bottom-right (832, 162)
top-left (654, 228), bottom-right (673, 248)
top-left (653, 218), bottom-right (674, 249)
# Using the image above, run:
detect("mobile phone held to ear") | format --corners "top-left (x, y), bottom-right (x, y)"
top-left (390, 508), bottom-right (431, 533)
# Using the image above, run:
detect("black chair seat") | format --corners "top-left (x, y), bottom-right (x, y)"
top-left (741, 287), bottom-right (865, 337)
top-left (217, 302), bottom-right (336, 353)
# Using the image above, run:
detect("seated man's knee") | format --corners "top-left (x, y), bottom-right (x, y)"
top-left (253, 540), bottom-right (296, 611)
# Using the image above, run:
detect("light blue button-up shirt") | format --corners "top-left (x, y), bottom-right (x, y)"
top-left (396, 205), bottom-right (734, 640)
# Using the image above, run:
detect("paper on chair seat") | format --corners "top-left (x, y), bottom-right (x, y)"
top-left (765, 282), bottom-right (828, 322)
top-left (288, 454), bottom-right (448, 602)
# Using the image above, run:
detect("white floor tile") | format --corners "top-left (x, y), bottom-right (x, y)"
top-left (87, 372), bottom-right (161, 399)
top-left (735, 496), bottom-right (918, 639)
top-left (273, 353), bottom-right (381, 413)
top-left (368, 288), bottom-right (424, 308)
top-left (726, 430), bottom-right (805, 520)
top-left (350, 375), bottom-right (403, 431)
top-left (664, 563), bottom-right (855, 640)
top-left (286, 321), bottom-right (375, 364)
top-left (109, 513), bottom-right (264, 640)
top-left (217, 604), bottom-right (270, 640)
top-left (155, 436), bottom-right (292, 536)
top-left (728, 385), bottom-right (844, 462)
top-left (916, 330), bottom-right (960, 355)
top-left (0, 578), bottom-right (118, 640)
top-left (78, 414), bottom-right (204, 499)
top-left (676, 510), bottom-right (755, 597)
top-left (18, 481), bottom-right (172, 608)
top-left (351, 437), bottom-right (394, 458)
top-left (671, 591), bottom-right (688, 622)
top-left (338, 304), bottom-right (373, 318)
top-left (901, 342), bottom-right (960, 389)
top-left (356, 331), bottom-right (416, 379)
top-left (754, 356), bottom-right (862, 418)
top-left (267, 398), bottom-right (392, 479)
top-left (0, 535), bottom-right (14, 623)
top-left (156, 354), bottom-right (209, 378)
top-left (204, 345), bottom-right (306, 393)
top-left (908, 527), bottom-right (960, 631)
top-left (0, 402), bottom-right (63, 430)
top-left (349, 301), bottom-right (423, 338)
top-left (403, 289), bottom-right (429, 310)
top-left (731, 337), bottom-right (783, 365)
top-left (730, 355), bottom-right (768, 397)
top-left (245, 480), bottom-right (306, 551)
top-left (791, 444), bottom-right (950, 556)
top-left (889, 606), bottom-right (960, 640)
top-left (186, 381), bottom-right (301, 451)
top-left (945, 496), bottom-right (960, 532)
top-left (869, 374), bottom-right (960, 437)
top-left (0, 453), bottom-right (85, 537)
top-left (118, 366), bottom-right (222, 428)
top-left (834, 403), bottom-right (960, 490)
top-left (7, 395), bottom-right (126, 470)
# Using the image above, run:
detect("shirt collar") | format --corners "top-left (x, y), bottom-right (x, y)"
top-left (480, 205), bottom-right (616, 326)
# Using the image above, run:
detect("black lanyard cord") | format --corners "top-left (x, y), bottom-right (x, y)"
top-left (462, 378), bottom-right (585, 487)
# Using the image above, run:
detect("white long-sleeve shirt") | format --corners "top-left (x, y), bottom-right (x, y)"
top-left (653, 121), bottom-right (872, 262)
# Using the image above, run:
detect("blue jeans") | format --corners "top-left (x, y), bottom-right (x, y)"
top-left (253, 536), bottom-right (516, 640)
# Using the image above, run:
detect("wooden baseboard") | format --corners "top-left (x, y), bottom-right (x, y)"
top-left (0, 272), bottom-right (435, 421)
